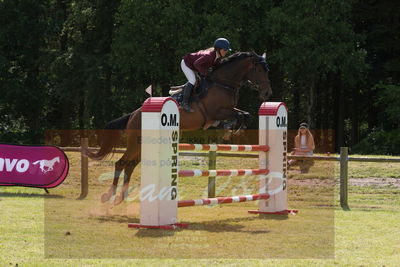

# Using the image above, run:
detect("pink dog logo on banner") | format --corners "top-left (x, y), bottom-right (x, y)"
top-left (0, 144), bottom-right (69, 188)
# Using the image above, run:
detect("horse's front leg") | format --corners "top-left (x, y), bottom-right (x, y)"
top-left (212, 108), bottom-right (251, 141)
top-left (233, 108), bottom-right (251, 129)
top-left (212, 108), bottom-right (244, 124)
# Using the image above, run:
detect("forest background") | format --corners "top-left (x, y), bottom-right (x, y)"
top-left (0, 0), bottom-right (399, 154)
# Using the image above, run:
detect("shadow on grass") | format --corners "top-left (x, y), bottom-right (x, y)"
top-left (95, 214), bottom-right (300, 237)
top-left (90, 207), bottom-right (296, 238)
top-left (347, 205), bottom-right (390, 212)
top-left (97, 215), bottom-right (132, 224)
top-left (0, 191), bottom-right (64, 199)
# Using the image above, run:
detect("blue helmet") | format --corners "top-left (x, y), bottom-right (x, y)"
top-left (214, 38), bottom-right (231, 51)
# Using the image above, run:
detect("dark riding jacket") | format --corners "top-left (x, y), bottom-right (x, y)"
top-left (183, 50), bottom-right (221, 76)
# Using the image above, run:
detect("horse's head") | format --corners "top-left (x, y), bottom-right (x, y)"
top-left (244, 53), bottom-right (272, 101)
top-left (211, 52), bottom-right (272, 101)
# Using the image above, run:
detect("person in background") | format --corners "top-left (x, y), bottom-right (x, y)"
top-left (180, 38), bottom-right (231, 112)
top-left (288, 122), bottom-right (315, 173)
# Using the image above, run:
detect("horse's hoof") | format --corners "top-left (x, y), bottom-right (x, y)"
top-left (101, 192), bottom-right (112, 203)
top-left (101, 186), bottom-right (117, 203)
top-left (114, 195), bottom-right (124, 205)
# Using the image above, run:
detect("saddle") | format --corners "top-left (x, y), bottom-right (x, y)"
top-left (169, 77), bottom-right (210, 104)
top-left (169, 77), bottom-right (251, 131)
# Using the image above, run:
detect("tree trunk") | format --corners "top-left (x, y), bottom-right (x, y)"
top-left (306, 80), bottom-right (315, 128)
top-left (350, 88), bottom-right (359, 147)
top-left (292, 85), bottom-right (300, 128)
top-left (335, 79), bottom-right (345, 151)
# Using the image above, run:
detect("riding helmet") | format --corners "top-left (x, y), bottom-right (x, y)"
top-left (214, 38), bottom-right (231, 51)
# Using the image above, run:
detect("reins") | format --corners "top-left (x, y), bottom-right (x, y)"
top-left (208, 55), bottom-right (267, 101)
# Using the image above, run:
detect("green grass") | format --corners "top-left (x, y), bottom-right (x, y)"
top-left (0, 152), bottom-right (399, 266)
top-left (348, 161), bottom-right (400, 178)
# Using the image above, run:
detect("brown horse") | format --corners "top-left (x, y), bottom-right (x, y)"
top-left (85, 51), bottom-right (272, 204)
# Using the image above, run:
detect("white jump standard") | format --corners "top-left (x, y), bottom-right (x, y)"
top-left (128, 97), bottom-right (297, 230)
top-left (248, 101), bottom-right (297, 215)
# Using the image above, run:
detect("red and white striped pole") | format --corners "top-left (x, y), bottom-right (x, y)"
top-left (178, 193), bottom-right (270, 207)
top-left (178, 169), bottom-right (269, 177)
top-left (178, 144), bottom-right (269, 152)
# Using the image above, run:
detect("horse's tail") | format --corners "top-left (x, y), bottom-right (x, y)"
top-left (32, 160), bottom-right (41, 165)
top-left (83, 113), bottom-right (131, 160)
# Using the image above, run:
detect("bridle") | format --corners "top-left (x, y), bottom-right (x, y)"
top-left (197, 53), bottom-right (270, 132)
top-left (209, 55), bottom-right (270, 97)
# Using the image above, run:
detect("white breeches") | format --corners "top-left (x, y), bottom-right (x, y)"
top-left (181, 59), bottom-right (196, 85)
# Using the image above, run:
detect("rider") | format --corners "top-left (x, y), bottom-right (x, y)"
top-left (180, 38), bottom-right (231, 112)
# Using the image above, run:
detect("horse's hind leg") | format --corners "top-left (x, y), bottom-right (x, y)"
top-left (110, 125), bottom-right (141, 204)
top-left (103, 114), bottom-right (142, 204)
top-left (101, 157), bottom-right (126, 203)
top-left (113, 160), bottom-right (137, 205)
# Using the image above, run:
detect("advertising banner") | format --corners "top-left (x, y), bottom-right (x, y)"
top-left (0, 144), bottom-right (69, 188)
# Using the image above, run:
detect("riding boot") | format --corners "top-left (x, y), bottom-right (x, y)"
top-left (181, 83), bottom-right (194, 112)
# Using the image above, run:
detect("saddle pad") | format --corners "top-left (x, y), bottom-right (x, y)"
top-left (0, 144), bottom-right (69, 188)
top-left (171, 92), bottom-right (184, 104)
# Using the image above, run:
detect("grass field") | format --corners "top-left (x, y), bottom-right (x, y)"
top-left (1, 151), bottom-right (399, 266)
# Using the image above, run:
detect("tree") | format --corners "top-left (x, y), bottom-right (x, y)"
top-left (0, 0), bottom-right (51, 143)
top-left (267, 0), bottom-right (367, 149)
top-left (49, 0), bottom-right (120, 131)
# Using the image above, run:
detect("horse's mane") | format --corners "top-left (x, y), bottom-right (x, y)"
top-left (214, 51), bottom-right (258, 70)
